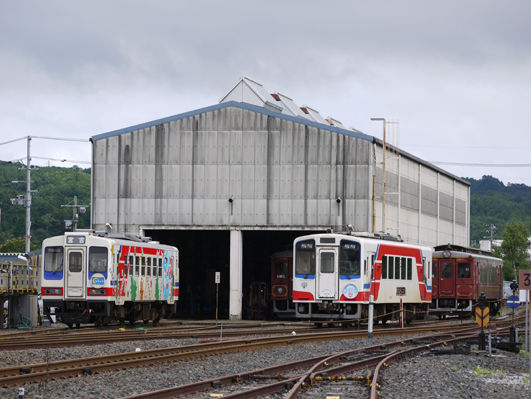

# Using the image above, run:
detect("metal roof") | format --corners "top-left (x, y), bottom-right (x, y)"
top-left (91, 100), bottom-right (374, 143)
top-left (90, 77), bottom-right (469, 185)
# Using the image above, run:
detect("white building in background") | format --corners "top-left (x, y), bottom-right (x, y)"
top-left (480, 237), bottom-right (531, 261)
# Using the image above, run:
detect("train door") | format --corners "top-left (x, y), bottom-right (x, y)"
top-left (317, 248), bottom-right (338, 299)
top-left (439, 259), bottom-right (455, 297)
top-left (65, 247), bottom-right (85, 298)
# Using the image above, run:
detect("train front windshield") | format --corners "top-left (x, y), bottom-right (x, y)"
top-left (45, 246), bottom-right (64, 273)
top-left (89, 247), bottom-right (108, 273)
top-left (339, 240), bottom-right (360, 276)
top-left (295, 240), bottom-right (316, 275)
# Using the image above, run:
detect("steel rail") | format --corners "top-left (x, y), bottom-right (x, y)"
top-left (368, 333), bottom-right (480, 399)
top-left (0, 321), bottom-right (482, 350)
top-left (118, 329), bottom-right (484, 399)
top-left (0, 323), bottom-right (483, 388)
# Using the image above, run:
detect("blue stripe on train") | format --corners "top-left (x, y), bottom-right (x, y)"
top-left (295, 274), bottom-right (315, 279)
top-left (44, 271), bottom-right (63, 280)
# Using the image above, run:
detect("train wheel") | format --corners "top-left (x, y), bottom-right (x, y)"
top-left (75, 322), bottom-right (80, 329)
top-left (66, 322), bottom-right (73, 329)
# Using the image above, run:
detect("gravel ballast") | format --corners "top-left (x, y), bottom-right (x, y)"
top-left (0, 333), bottom-right (529, 398)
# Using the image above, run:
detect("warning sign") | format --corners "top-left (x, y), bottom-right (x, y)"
top-left (475, 306), bottom-right (489, 328)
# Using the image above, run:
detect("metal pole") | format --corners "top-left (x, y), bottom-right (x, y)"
top-left (368, 295), bottom-right (374, 338)
top-left (73, 195), bottom-right (78, 231)
top-left (215, 281), bottom-right (219, 325)
top-left (382, 121), bottom-right (386, 233)
top-left (529, 296), bottom-right (531, 388)
top-left (25, 136), bottom-right (31, 254)
top-left (371, 118), bottom-right (386, 233)
top-left (526, 290), bottom-right (529, 353)
top-left (400, 298), bottom-right (404, 328)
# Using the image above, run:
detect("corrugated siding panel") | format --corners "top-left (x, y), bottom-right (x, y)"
top-left (92, 105), bottom-right (467, 247)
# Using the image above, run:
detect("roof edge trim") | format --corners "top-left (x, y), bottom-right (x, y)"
top-left (91, 101), bottom-right (374, 143)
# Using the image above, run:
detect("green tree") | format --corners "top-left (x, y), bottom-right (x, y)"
top-left (495, 220), bottom-right (530, 280)
top-left (0, 237), bottom-right (26, 253)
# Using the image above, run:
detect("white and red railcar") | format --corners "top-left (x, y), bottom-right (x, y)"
top-left (41, 231), bottom-right (179, 327)
top-left (293, 233), bottom-right (432, 322)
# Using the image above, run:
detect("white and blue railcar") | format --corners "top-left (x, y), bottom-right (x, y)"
top-left (41, 231), bottom-right (179, 327)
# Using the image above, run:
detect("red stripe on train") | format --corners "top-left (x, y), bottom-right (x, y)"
top-left (293, 291), bottom-right (315, 301)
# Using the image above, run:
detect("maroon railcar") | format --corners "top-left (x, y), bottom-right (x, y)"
top-left (270, 250), bottom-right (295, 318)
top-left (431, 244), bottom-right (503, 317)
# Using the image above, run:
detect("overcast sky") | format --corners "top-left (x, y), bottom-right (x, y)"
top-left (1, 1), bottom-right (530, 185)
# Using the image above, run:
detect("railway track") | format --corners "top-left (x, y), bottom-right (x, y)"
top-left (0, 318), bottom-right (482, 350)
top-left (117, 328), bottom-right (493, 399)
top-left (0, 321), bottom-right (493, 388)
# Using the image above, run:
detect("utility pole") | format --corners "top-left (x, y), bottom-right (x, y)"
top-left (61, 195), bottom-right (89, 232)
top-left (1, 135), bottom-right (88, 252)
top-left (25, 136), bottom-right (32, 253)
top-left (9, 137), bottom-right (35, 253)
top-left (488, 223), bottom-right (496, 250)
top-left (371, 118), bottom-right (386, 233)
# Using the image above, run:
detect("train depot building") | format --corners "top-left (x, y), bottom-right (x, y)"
top-left (90, 77), bottom-right (470, 320)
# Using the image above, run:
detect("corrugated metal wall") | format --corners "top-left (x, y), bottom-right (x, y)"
top-left (92, 106), bottom-right (372, 234)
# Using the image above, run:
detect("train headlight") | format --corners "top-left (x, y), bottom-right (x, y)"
top-left (44, 288), bottom-right (62, 295)
top-left (301, 281), bottom-right (308, 289)
top-left (89, 288), bottom-right (107, 296)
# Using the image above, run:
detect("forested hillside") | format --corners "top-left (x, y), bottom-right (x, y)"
top-left (466, 175), bottom-right (531, 244)
top-left (0, 161), bottom-right (529, 250)
top-left (0, 161), bottom-right (90, 248)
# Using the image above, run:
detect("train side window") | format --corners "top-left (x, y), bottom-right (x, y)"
top-left (128, 256), bottom-right (133, 276)
top-left (400, 258), bottom-right (406, 280)
top-left (458, 263), bottom-right (471, 279)
top-left (407, 258), bottom-right (412, 280)
top-left (394, 256), bottom-right (400, 279)
top-left (158, 258), bottom-right (162, 277)
top-left (441, 262), bottom-right (453, 278)
top-left (146, 257), bottom-right (151, 276)
top-left (382, 256), bottom-right (387, 279)
top-left (44, 246), bottom-right (64, 272)
top-left (432, 261), bottom-right (437, 279)
top-left (388, 256), bottom-right (394, 279)
top-left (141, 256), bottom-right (145, 276)
top-left (135, 256), bottom-right (140, 275)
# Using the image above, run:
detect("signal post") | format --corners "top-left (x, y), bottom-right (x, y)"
top-left (475, 292), bottom-right (489, 350)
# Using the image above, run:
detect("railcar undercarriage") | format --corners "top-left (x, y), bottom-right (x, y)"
top-left (43, 300), bottom-right (176, 328)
